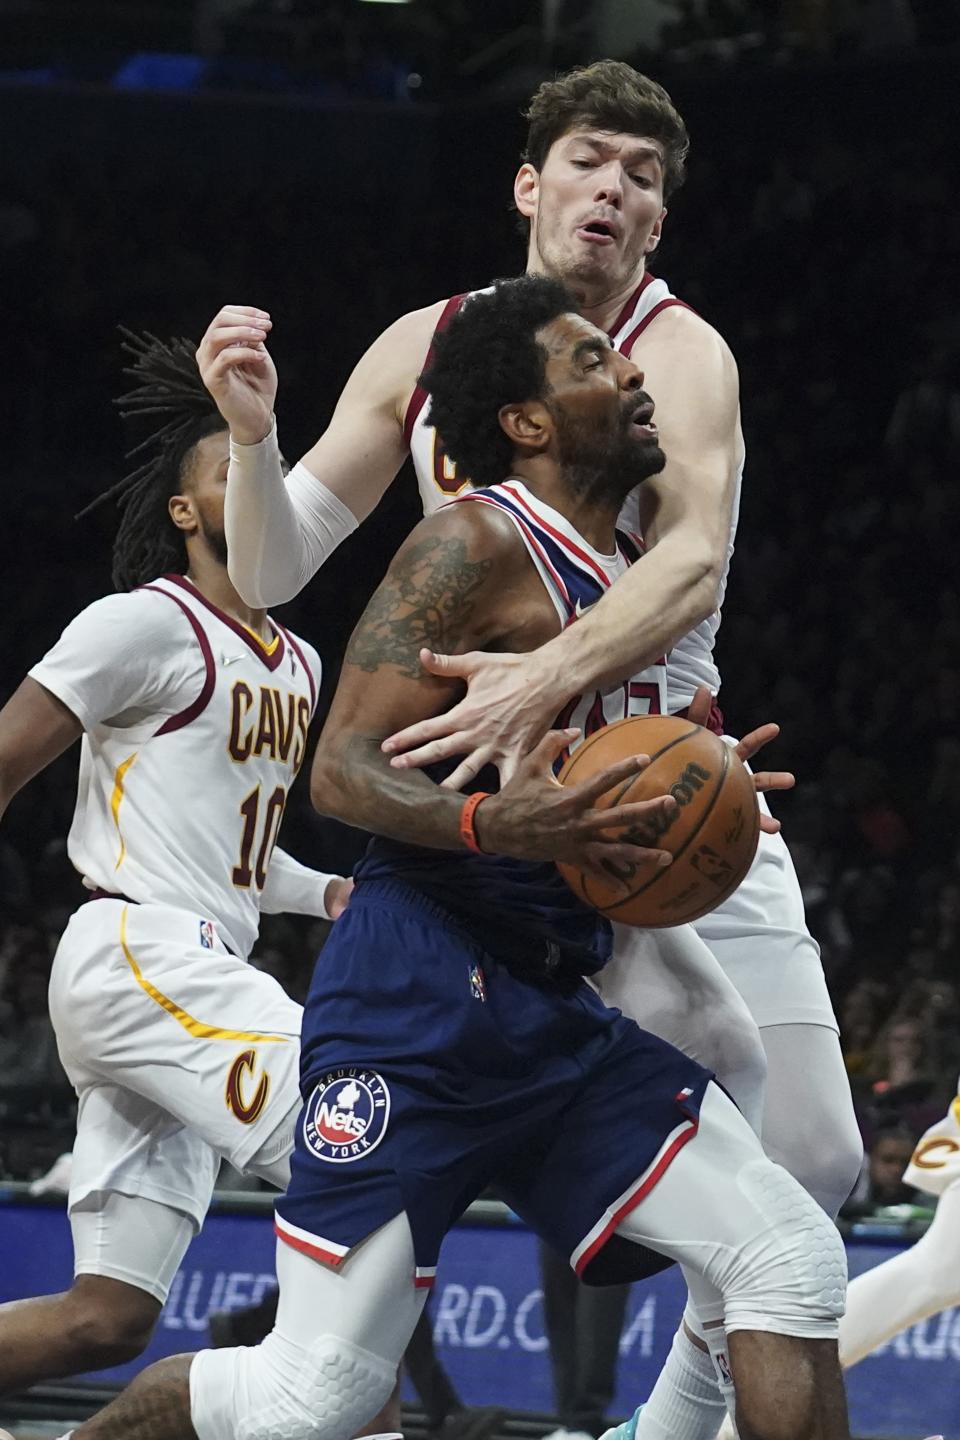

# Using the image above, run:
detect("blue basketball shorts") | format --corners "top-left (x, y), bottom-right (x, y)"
top-left (275, 880), bottom-right (712, 1287)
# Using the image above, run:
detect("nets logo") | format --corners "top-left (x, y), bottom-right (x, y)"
top-left (302, 1068), bottom-right (390, 1164)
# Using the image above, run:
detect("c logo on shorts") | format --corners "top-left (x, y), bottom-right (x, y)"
top-left (226, 1048), bottom-right (270, 1125)
top-left (302, 1068), bottom-right (390, 1164)
top-left (911, 1136), bottom-right (960, 1170)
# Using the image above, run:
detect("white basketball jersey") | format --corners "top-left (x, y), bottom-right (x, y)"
top-left (404, 274), bottom-right (744, 717)
top-left (30, 574), bottom-right (320, 959)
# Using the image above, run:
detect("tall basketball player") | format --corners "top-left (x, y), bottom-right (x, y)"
top-left (0, 332), bottom-right (346, 1393)
top-left (197, 62), bottom-right (862, 1438)
top-left (55, 276), bottom-right (853, 1440)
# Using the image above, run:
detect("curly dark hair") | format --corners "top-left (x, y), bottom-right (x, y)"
top-left (77, 329), bottom-right (225, 591)
top-left (523, 60), bottom-right (689, 199)
top-left (421, 276), bottom-right (576, 490)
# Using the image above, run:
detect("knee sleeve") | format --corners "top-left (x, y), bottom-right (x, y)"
top-left (721, 1159), bottom-right (847, 1339)
top-left (190, 1330), bottom-right (399, 1440)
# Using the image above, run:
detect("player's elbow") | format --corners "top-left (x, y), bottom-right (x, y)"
top-left (683, 544), bottom-right (724, 626)
top-left (309, 749), bottom-right (342, 817)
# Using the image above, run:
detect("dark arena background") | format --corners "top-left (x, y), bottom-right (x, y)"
top-left (1, 2), bottom-right (959, 1438)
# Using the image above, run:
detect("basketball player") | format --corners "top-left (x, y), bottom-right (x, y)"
top-left (0, 332), bottom-right (348, 1394)
top-left (197, 61), bottom-right (861, 1440)
top-left (57, 276), bottom-right (852, 1440)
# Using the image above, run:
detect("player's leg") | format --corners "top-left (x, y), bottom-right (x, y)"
top-left (594, 925), bottom-right (765, 1440)
top-left (757, 1023), bottom-right (862, 1217)
top-left (839, 1178), bottom-right (960, 1367)
top-left (0, 1084), bottom-right (216, 1390)
top-left (50, 899), bottom-right (303, 1190)
top-left (594, 925), bottom-right (767, 1136)
top-left (615, 1084), bottom-right (849, 1440)
top-left (67, 1212), bottom-right (425, 1440)
top-left (693, 800), bottom-right (863, 1213)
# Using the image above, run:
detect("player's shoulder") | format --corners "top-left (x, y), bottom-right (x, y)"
top-left (375, 297), bottom-right (453, 360)
top-left (68, 581), bottom-right (195, 638)
top-left (404, 486), bottom-right (529, 572)
top-left (629, 302), bottom-right (738, 387)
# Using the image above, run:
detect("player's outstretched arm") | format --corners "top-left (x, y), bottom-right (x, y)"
top-left (382, 309), bottom-right (741, 784)
top-left (199, 302), bottom-right (444, 608)
top-left (260, 846), bottom-right (353, 920)
top-left (310, 505), bottom-right (676, 883)
top-left (0, 679), bottom-right (82, 823)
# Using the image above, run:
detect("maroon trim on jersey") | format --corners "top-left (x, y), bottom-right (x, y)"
top-left (139, 584), bottom-right (217, 736)
top-left (673, 698), bottom-right (725, 737)
top-left (161, 574), bottom-right (286, 673)
top-left (274, 622), bottom-right (318, 715)
top-left (620, 297), bottom-right (696, 356)
top-left (402, 294), bottom-right (468, 449)
top-left (606, 272), bottom-right (659, 339)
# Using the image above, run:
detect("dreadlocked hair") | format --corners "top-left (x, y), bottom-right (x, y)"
top-left (421, 276), bottom-right (576, 491)
top-left (77, 328), bottom-right (227, 591)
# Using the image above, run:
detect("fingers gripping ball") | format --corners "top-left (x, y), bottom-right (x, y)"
top-left (557, 716), bottom-right (760, 927)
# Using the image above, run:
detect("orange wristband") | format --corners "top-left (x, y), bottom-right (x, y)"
top-left (459, 791), bottom-right (492, 854)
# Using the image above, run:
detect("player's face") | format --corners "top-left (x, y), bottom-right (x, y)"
top-left (516, 130), bottom-right (666, 298)
top-left (173, 430), bottom-right (230, 565)
top-left (538, 312), bottom-right (665, 495)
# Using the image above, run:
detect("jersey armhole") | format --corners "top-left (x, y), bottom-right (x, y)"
top-left (137, 585), bottom-right (216, 736)
top-left (401, 294), bottom-right (468, 448)
top-left (274, 624), bottom-right (318, 714)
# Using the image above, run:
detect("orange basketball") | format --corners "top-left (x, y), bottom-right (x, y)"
top-left (556, 715), bottom-right (760, 928)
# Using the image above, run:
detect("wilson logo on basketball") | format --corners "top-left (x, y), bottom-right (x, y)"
top-left (620, 761), bottom-right (712, 850)
top-left (225, 1048), bottom-right (270, 1125)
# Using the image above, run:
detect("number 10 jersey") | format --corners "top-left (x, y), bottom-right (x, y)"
top-left (30, 573), bottom-right (320, 959)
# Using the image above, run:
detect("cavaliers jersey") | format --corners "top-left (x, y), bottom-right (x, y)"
top-left (355, 480), bottom-right (663, 970)
top-left (403, 274), bottom-right (744, 717)
top-left (30, 573), bottom-right (320, 959)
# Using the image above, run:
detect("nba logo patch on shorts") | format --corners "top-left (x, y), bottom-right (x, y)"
top-left (468, 962), bottom-right (486, 1002)
top-left (199, 919), bottom-right (215, 949)
top-left (302, 1068), bottom-right (390, 1164)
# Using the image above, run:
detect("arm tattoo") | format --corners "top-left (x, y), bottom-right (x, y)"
top-left (345, 535), bottom-right (493, 678)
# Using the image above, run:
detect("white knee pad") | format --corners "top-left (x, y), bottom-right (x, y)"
top-left (723, 1158), bottom-right (846, 1339)
top-left (190, 1330), bottom-right (398, 1440)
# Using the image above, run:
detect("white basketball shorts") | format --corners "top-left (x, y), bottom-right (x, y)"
top-left (49, 898), bottom-right (303, 1232)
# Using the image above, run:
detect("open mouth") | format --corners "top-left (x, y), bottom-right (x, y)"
top-left (629, 400), bottom-right (658, 437)
top-left (576, 219), bottom-right (617, 245)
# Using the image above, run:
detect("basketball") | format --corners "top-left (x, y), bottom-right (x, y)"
top-left (557, 716), bottom-right (760, 928)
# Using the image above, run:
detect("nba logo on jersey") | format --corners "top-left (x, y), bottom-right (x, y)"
top-left (199, 919), bottom-right (215, 950)
top-left (468, 962), bottom-right (486, 1003)
top-left (302, 1068), bottom-right (391, 1164)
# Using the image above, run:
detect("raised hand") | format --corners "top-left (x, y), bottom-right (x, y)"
top-left (475, 728), bottom-right (677, 888)
top-left (196, 305), bottom-right (277, 445)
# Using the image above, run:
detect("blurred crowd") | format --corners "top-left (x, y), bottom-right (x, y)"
top-left (0, 55), bottom-right (958, 1203)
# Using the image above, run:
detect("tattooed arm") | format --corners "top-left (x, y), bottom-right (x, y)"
top-left (311, 504), bottom-right (676, 872)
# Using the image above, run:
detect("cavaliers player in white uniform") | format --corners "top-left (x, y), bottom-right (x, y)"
top-left (0, 333), bottom-right (347, 1398)
top-left (195, 63), bottom-right (862, 1440)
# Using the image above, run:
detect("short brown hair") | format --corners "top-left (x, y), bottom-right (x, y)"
top-left (523, 60), bottom-right (689, 198)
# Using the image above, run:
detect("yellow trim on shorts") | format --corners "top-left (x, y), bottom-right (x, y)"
top-left (110, 752), bottom-right (138, 870)
top-left (118, 905), bottom-right (288, 1043)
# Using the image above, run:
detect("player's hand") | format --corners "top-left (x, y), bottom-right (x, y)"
top-left (382, 648), bottom-right (561, 790)
top-left (686, 685), bottom-right (794, 834)
top-left (196, 305), bottom-right (277, 446)
top-left (476, 729), bottom-right (677, 888)
top-left (323, 876), bottom-right (354, 920)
